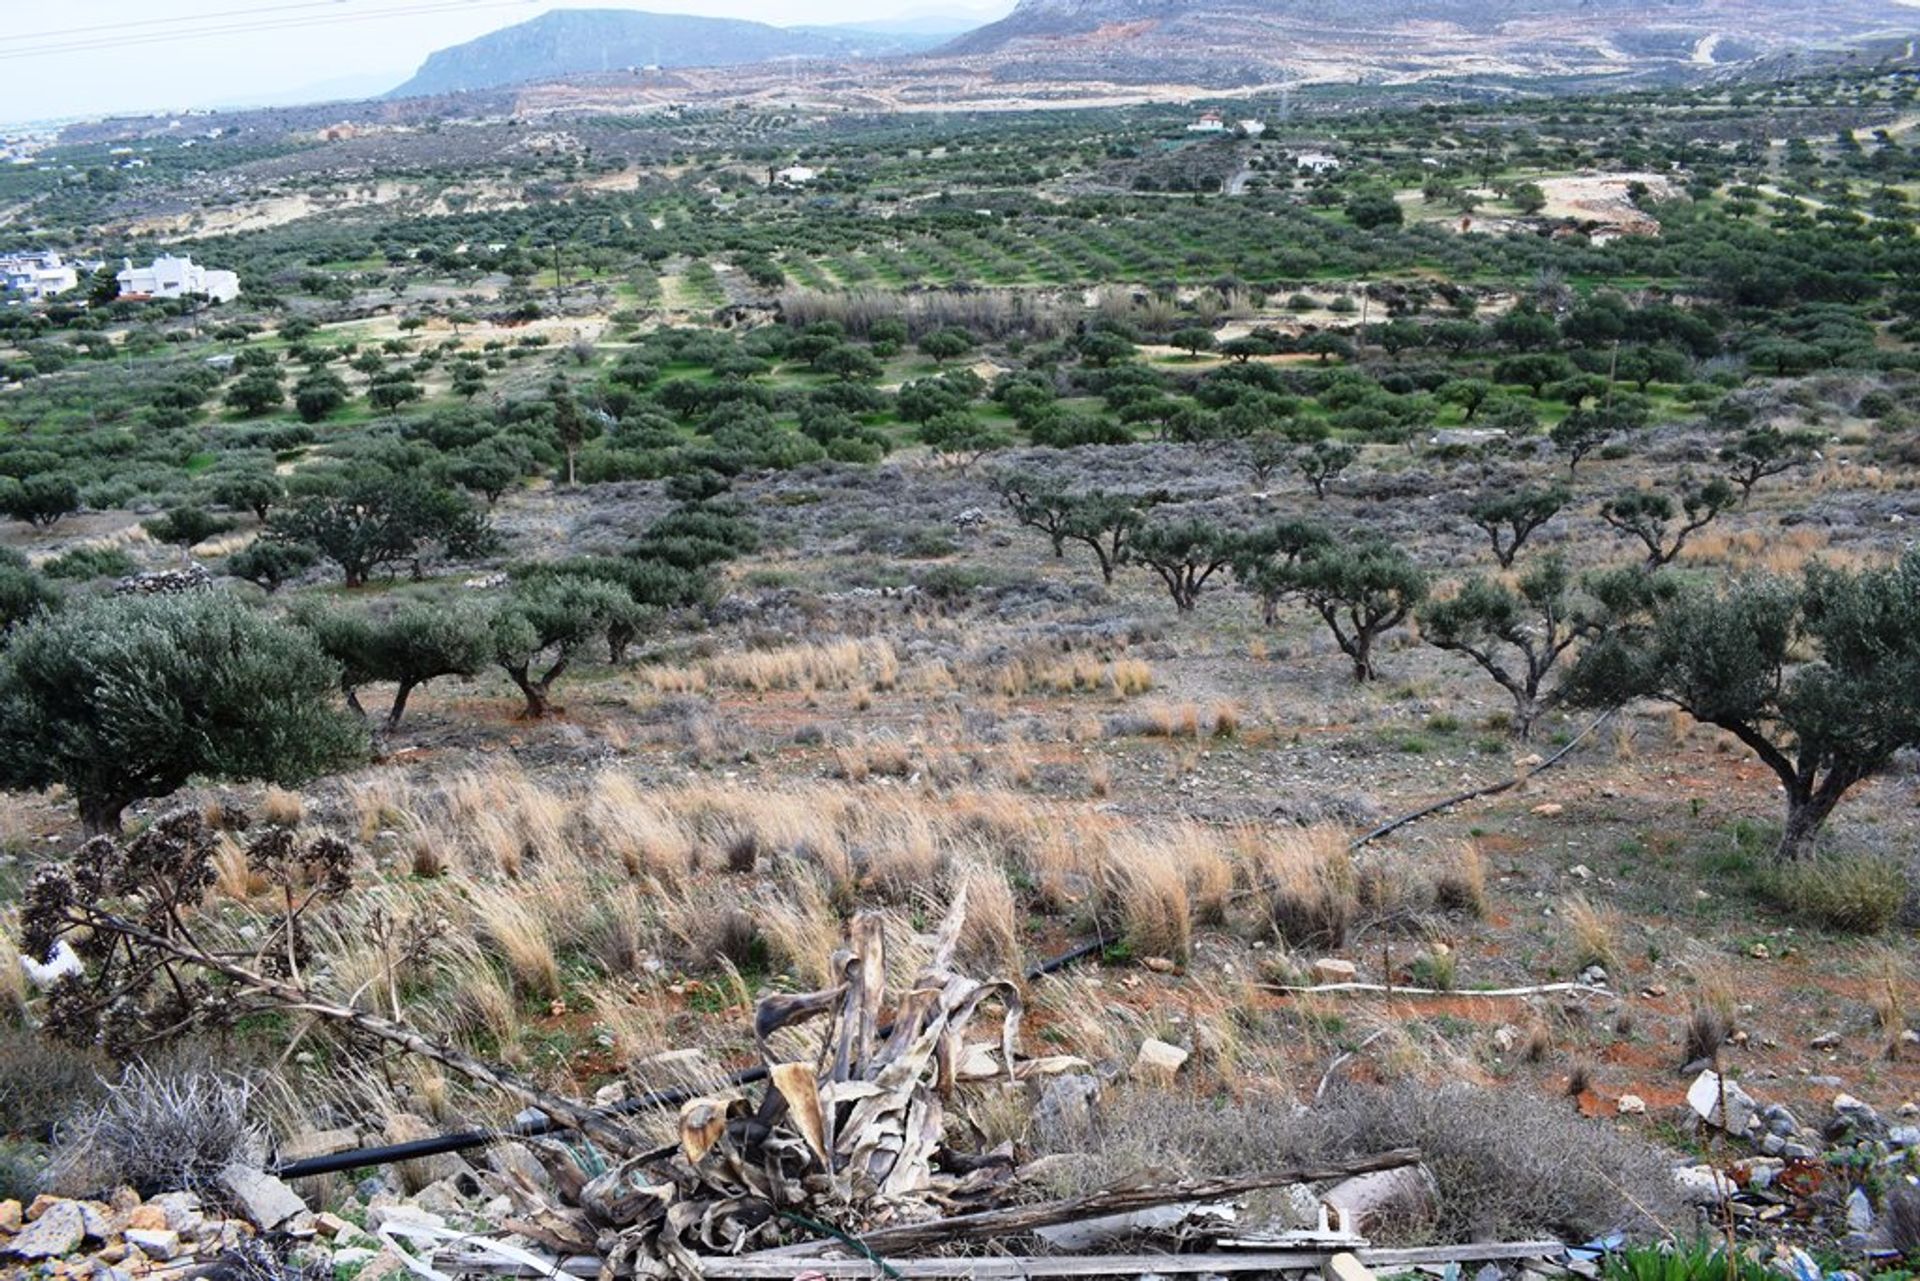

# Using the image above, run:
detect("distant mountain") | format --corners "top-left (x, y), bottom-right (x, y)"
top-left (390, 8), bottom-right (959, 98)
top-left (936, 0), bottom-right (1920, 85)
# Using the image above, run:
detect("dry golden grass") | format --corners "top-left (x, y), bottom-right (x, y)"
top-left (260, 786), bottom-right (305, 828)
top-left (211, 832), bottom-right (267, 901)
top-left (447, 950), bottom-right (522, 1055)
top-left (1086, 756), bottom-right (1111, 798)
top-left (471, 885), bottom-right (563, 1000)
top-left (1255, 825), bottom-right (1357, 950)
top-left (952, 858), bottom-right (1022, 976)
top-left (1867, 945), bottom-right (1910, 1059)
top-left (1106, 834), bottom-right (1192, 961)
top-left (759, 871), bottom-right (841, 987)
top-left (1433, 839), bottom-right (1488, 917)
top-left (0, 918), bottom-right (27, 1021)
top-left (585, 979), bottom-right (673, 1064)
top-left (347, 771), bottom-right (415, 843)
top-left (1562, 893), bottom-right (1622, 974)
top-left (643, 638), bottom-right (900, 695)
top-left (582, 771), bottom-right (697, 886)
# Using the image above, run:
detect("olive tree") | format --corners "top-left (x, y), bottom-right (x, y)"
top-left (1421, 555), bottom-right (1594, 739)
top-left (0, 593), bottom-right (365, 833)
top-left (1565, 552), bottom-right (1920, 860)
top-left (1130, 518), bottom-right (1241, 613)
top-left (1468, 484), bottom-right (1570, 568)
top-left (298, 599), bottom-right (495, 729)
top-left (1599, 478), bottom-right (1735, 567)
top-left (1720, 426), bottom-right (1822, 503)
top-left (1288, 542), bottom-right (1429, 681)
top-left (490, 577), bottom-right (638, 718)
top-left (269, 473), bottom-right (495, 587)
top-left (1296, 440), bottom-right (1360, 499)
top-left (0, 473), bottom-right (81, 529)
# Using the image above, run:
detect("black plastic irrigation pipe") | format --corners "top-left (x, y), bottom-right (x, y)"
top-left (270, 708), bottom-right (1615, 1182)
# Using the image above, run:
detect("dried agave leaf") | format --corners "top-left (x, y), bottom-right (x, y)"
top-left (769, 1061), bottom-right (829, 1169)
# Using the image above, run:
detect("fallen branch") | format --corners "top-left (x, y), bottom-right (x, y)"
top-left (92, 909), bottom-right (644, 1157)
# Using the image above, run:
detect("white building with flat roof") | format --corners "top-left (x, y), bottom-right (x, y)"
top-left (0, 251), bottom-right (78, 301)
top-left (117, 254), bottom-right (240, 303)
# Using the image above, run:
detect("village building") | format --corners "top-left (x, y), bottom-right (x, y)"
top-left (1295, 150), bottom-right (1342, 173)
top-left (1187, 111), bottom-right (1228, 134)
top-left (115, 254), bottom-right (241, 304)
top-left (0, 251), bottom-right (79, 302)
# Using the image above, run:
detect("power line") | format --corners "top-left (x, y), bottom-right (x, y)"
top-left (0, 0), bottom-right (542, 62)
top-left (20, 0), bottom-right (381, 42)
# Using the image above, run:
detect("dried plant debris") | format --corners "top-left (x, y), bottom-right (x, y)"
top-left (497, 891), bottom-right (1087, 1277)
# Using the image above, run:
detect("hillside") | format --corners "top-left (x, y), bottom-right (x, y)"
top-left (937, 0), bottom-right (1920, 85)
top-left (389, 8), bottom-right (952, 99)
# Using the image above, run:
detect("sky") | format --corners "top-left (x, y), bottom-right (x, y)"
top-left (1, 0), bottom-right (1014, 126)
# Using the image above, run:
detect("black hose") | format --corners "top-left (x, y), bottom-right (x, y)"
top-left (273, 713), bottom-right (1611, 1181)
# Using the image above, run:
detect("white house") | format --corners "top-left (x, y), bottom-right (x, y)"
top-left (116, 254), bottom-right (241, 304)
top-left (1187, 112), bottom-right (1228, 134)
top-left (1237, 120), bottom-right (1267, 137)
top-left (1295, 151), bottom-right (1341, 174)
top-left (0, 251), bottom-right (78, 301)
top-left (774, 165), bottom-right (818, 187)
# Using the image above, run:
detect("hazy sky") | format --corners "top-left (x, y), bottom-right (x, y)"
top-left (1, 0), bottom-right (1013, 126)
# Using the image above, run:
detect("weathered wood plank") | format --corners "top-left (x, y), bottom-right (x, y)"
top-left (434, 1241), bottom-right (1567, 1279)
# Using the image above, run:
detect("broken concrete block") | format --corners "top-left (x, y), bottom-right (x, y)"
top-left (1686, 1069), bottom-right (1757, 1133)
top-left (1133, 1038), bottom-right (1190, 1084)
top-left (1673, 1164), bottom-right (1734, 1205)
top-left (4, 1201), bottom-right (84, 1259)
top-left (218, 1164), bottom-right (308, 1230)
top-left (1312, 958), bottom-right (1357, 985)
top-left (1329, 1252), bottom-right (1378, 1281)
top-left (1322, 1164), bottom-right (1437, 1237)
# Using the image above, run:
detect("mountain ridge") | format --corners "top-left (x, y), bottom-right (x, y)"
top-left (935, 0), bottom-right (1920, 83)
top-left (389, 8), bottom-right (958, 99)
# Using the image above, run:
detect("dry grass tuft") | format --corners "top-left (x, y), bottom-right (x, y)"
top-left (1561, 893), bottom-right (1621, 973)
top-left (470, 886), bottom-right (563, 1000)
top-left (953, 859), bottom-right (1023, 976)
top-left (259, 786), bottom-right (305, 828)
top-left (1106, 835), bottom-right (1191, 962)
top-left (1433, 840), bottom-right (1487, 917)
top-left (1257, 826), bottom-right (1357, 950)
top-left (759, 872), bottom-right (842, 988)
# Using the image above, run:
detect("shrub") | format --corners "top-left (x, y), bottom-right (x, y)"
top-left (1759, 853), bottom-right (1908, 934)
top-left (47, 1061), bottom-right (262, 1197)
top-left (0, 593), bottom-right (366, 832)
top-left (0, 1025), bottom-right (108, 1142)
top-left (1051, 1081), bottom-right (1683, 1244)
top-left (41, 545), bottom-right (136, 581)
